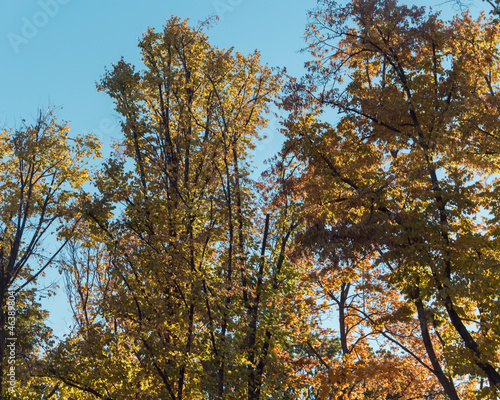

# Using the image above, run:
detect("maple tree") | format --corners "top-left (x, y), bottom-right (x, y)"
top-left (281, 0), bottom-right (500, 398)
top-left (0, 109), bottom-right (100, 398)
top-left (47, 17), bottom-right (319, 400)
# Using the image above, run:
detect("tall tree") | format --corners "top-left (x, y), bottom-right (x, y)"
top-left (282, 0), bottom-right (500, 398)
top-left (49, 17), bottom-right (315, 399)
top-left (0, 109), bottom-right (100, 397)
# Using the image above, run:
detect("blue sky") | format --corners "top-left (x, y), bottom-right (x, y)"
top-left (0, 0), bottom-right (481, 337)
top-left (1, 0), bottom-right (318, 156)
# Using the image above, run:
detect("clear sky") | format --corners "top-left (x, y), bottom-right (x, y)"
top-left (0, 0), bottom-right (481, 337)
top-left (1, 0), bottom-right (320, 154)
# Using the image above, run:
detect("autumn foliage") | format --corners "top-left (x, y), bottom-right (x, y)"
top-left (282, 0), bottom-right (500, 398)
top-left (4, 1), bottom-right (500, 399)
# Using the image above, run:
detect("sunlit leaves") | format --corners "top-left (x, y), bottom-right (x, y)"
top-left (282, 0), bottom-right (500, 398)
top-left (47, 16), bottom-right (312, 400)
top-left (0, 109), bottom-right (101, 396)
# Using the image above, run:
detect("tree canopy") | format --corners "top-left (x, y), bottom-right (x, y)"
top-left (5, 1), bottom-right (500, 399)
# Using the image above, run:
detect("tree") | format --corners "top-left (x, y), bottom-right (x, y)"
top-left (457, 0), bottom-right (500, 20)
top-left (0, 109), bottom-right (100, 397)
top-left (282, 0), bottom-right (500, 398)
top-left (48, 17), bottom-right (317, 399)
top-left (297, 249), bottom-right (448, 399)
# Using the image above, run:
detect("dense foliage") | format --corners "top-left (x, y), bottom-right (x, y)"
top-left (4, 1), bottom-right (500, 399)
